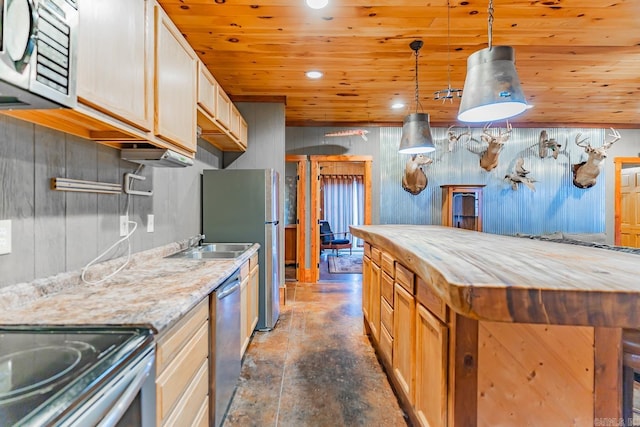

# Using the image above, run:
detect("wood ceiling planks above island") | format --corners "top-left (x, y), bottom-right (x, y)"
top-left (158, 0), bottom-right (640, 127)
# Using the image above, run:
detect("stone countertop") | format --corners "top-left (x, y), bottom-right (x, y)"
top-left (0, 242), bottom-right (259, 335)
top-left (350, 224), bottom-right (640, 328)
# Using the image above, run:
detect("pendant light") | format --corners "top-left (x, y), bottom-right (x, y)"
top-left (434, 0), bottom-right (463, 102)
top-left (457, 0), bottom-right (530, 123)
top-left (398, 40), bottom-right (436, 154)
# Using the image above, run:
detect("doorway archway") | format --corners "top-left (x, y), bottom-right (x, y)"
top-left (310, 155), bottom-right (372, 282)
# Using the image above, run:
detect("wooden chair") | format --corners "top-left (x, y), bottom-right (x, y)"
top-left (319, 220), bottom-right (352, 256)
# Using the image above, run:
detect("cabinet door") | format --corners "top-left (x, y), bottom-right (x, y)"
top-left (393, 283), bottom-right (416, 404)
top-left (155, 5), bottom-right (198, 152)
top-left (77, 0), bottom-right (153, 131)
top-left (240, 272), bottom-right (250, 357)
top-left (249, 263), bottom-right (259, 333)
top-left (216, 87), bottom-right (232, 130)
top-left (197, 62), bottom-right (217, 118)
top-left (369, 262), bottom-right (381, 343)
top-left (239, 116), bottom-right (248, 148)
top-left (362, 256), bottom-right (371, 321)
top-left (415, 304), bottom-right (448, 427)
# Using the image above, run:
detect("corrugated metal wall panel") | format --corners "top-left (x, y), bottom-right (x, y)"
top-left (380, 126), bottom-right (606, 235)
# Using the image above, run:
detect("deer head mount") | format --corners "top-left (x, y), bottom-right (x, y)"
top-left (467, 122), bottom-right (512, 172)
top-left (476, 122), bottom-right (513, 172)
top-left (572, 128), bottom-right (620, 189)
top-left (538, 130), bottom-right (562, 159)
top-left (446, 125), bottom-right (471, 152)
top-left (402, 154), bottom-right (433, 195)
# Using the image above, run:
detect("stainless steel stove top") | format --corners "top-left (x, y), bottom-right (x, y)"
top-left (0, 326), bottom-right (153, 426)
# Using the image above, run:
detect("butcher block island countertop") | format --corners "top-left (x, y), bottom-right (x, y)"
top-left (350, 224), bottom-right (640, 328)
top-left (350, 225), bottom-right (638, 427)
top-left (0, 242), bottom-right (259, 333)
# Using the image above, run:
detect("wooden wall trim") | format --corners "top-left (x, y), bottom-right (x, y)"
top-left (613, 157), bottom-right (640, 246)
top-left (594, 327), bottom-right (623, 422)
top-left (309, 155), bottom-right (373, 281)
top-left (449, 314), bottom-right (478, 427)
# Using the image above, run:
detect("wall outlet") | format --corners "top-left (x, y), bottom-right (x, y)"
top-left (119, 216), bottom-right (129, 237)
top-left (0, 220), bottom-right (11, 255)
top-left (147, 214), bottom-right (154, 233)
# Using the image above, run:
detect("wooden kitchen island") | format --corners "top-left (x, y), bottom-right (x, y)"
top-left (349, 225), bottom-right (640, 427)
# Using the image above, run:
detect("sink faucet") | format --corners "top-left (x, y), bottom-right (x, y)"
top-left (187, 234), bottom-right (205, 248)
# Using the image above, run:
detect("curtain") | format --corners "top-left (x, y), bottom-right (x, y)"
top-left (321, 175), bottom-right (365, 248)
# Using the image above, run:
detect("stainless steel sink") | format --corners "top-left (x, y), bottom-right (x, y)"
top-left (199, 243), bottom-right (253, 252)
top-left (165, 243), bottom-right (253, 260)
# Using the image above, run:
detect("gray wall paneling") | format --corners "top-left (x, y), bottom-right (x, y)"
top-left (0, 116), bottom-right (35, 285)
top-left (34, 125), bottom-right (66, 278)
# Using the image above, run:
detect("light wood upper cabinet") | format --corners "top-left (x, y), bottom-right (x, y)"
top-left (196, 64), bottom-right (248, 152)
top-left (197, 63), bottom-right (217, 118)
top-left (215, 87), bottom-right (232, 131)
top-left (155, 4), bottom-right (198, 153)
top-left (77, 0), bottom-right (153, 132)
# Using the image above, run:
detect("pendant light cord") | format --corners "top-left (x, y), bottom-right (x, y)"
top-left (446, 0), bottom-right (452, 88)
top-left (413, 48), bottom-right (423, 114)
top-left (487, 0), bottom-right (494, 49)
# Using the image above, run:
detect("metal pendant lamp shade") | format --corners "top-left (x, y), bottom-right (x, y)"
top-left (398, 113), bottom-right (436, 154)
top-left (457, 46), bottom-right (528, 123)
top-left (398, 40), bottom-right (436, 154)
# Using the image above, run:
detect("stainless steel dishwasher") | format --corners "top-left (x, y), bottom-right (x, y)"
top-left (212, 269), bottom-right (241, 427)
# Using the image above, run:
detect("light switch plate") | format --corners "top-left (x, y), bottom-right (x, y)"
top-left (0, 220), bottom-right (12, 255)
top-left (147, 214), bottom-right (154, 233)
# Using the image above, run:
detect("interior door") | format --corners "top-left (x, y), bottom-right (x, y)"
top-left (620, 166), bottom-right (640, 247)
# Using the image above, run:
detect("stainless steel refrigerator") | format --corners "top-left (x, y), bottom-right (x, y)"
top-left (202, 169), bottom-right (281, 330)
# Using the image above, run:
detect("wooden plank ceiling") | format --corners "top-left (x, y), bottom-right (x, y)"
top-left (158, 0), bottom-right (640, 128)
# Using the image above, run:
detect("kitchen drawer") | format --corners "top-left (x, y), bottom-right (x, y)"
top-left (162, 358), bottom-right (209, 426)
top-left (396, 263), bottom-right (415, 294)
top-left (156, 321), bottom-right (209, 422)
top-left (381, 297), bottom-right (394, 337)
top-left (156, 298), bottom-right (208, 373)
top-left (381, 252), bottom-right (395, 277)
top-left (381, 271), bottom-right (394, 306)
top-left (371, 246), bottom-right (382, 266)
top-left (250, 252), bottom-right (259, 271)
top-left (364, 242), bottom-right (371, 258)
top-left (240, 259), bottom-right (250, 278)
top-left (379, 323), bottom-right (393, 367)
top-left (416, 275), bottom-right (447, 323)
top-left (193, 397), bottom-right (209, 427)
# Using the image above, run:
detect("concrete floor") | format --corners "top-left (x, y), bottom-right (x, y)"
top-left (223, 261), bottom-right (409, 426)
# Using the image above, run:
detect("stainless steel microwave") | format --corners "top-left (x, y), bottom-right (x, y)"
top-left (0, 0), bottom-right (78, 109)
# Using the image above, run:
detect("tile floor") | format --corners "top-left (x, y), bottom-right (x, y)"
top-left (223, 267), bottom-right (409, 426)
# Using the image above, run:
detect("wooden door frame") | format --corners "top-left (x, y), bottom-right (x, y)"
top-left (285, 155), bottom-right (307, 282)
top-left (614, 157), bottom-right (640, 245)
top-left (310, 155), bottom-right (373, 282)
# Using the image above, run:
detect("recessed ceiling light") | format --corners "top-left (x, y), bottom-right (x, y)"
top-left (391, 103), bottom-right (405, 110)
top-left (306, 70), bottom-right (323, 79)
top-left (306, 0), bottom-right (328, 9)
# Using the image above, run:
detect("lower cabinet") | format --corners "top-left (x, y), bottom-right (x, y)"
top-left (362, 255), bottom-right (371, 321)
top-left (361, 247), bottom-right (449, 427)
top-left (393, 283), bottom-right (416, 405)
top-left (241, 253), bottom-right (259, 356)
top-left (155, 298), bottom-right (209, 426)
top-left (415, 304), bottom-right (448, 427)
top-left (369, 261), bottom-right (381, 343)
